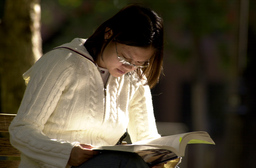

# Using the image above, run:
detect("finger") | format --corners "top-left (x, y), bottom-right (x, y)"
top-left (69, 146), bottom-right (96, 166)
top-left (80, 144), bottom-right (94, 149)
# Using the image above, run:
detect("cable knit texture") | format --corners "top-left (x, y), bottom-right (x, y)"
top-left (9, 38), bottom-right (160, 168)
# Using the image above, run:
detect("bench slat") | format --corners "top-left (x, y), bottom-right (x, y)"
top-left (0, 138), bottom-right (20, 156)
top-left (0, 160), bottom-right (20, 168)
top-left (0, 113), bottom-right (21, 167)
top-left (0, 113), bottom-right (16, 132)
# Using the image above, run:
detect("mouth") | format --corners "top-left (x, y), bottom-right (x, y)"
top-left (117, 68), bottom-right (126, 75)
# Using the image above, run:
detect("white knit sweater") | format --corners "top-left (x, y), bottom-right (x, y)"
top-left (9, 38), bottom-right (160, 168)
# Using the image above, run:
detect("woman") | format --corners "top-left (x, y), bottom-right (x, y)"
top-left (9, 4), bottom-right (164, 168)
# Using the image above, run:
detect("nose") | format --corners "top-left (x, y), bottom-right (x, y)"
top-left (123, 64), bottom-right (136, 71)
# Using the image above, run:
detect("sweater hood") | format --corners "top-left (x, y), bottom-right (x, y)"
top-left (23, 38), bottom-right (92, 85)
top-left (58, 38), bottom-right (94, 62)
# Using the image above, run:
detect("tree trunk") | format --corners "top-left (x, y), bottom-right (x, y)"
top-left (0, 0), bottom-right (41, 114)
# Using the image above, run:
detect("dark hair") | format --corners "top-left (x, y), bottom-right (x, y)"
top-left (84, 4), bottom-right (164, 88)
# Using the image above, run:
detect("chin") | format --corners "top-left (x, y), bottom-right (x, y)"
top-left (111, 73), bottom-right (124, 78)
top-left (112, 71), bottom-right (127, 77)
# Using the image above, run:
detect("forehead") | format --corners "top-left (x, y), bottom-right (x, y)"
top-left (118, 43), bottom-right (155, 61)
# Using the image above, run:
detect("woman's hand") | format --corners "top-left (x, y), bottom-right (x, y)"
top-left (68, 144), bottom-right (98, 167)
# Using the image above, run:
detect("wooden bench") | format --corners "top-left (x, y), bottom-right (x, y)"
top-left (0, 113), bottom-right (20, 168)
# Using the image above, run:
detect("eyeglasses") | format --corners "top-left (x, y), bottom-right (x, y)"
top-left (115, 42), bottom-right (149, 69)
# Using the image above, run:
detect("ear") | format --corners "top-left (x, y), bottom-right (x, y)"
top-left (104, 27), bottom-right (113, 40)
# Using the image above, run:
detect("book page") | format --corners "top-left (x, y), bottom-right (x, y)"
top-left (133, 131), bottom-right (215, 156)
top-left (133, 133), bottom-right (187, 155)
top-left (94, 131), bottom-right (215, 157)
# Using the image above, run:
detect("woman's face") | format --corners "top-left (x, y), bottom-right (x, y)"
top-left (97, 41), bottom-right (155, 77)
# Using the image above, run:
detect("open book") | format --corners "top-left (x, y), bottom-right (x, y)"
top-left (93, 131), bottom-right (215, 167)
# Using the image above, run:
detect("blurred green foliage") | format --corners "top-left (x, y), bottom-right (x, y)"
top-left (58, 0), bottom-right (83, 8)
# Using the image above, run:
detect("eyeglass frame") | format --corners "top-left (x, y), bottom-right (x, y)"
top-left (114, 42), bottom-right (150, 69)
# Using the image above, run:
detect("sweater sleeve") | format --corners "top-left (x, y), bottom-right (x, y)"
top-left (128, 84), bottom-right (161, 143)
top-left (9, 52), bottom-right (77, 168)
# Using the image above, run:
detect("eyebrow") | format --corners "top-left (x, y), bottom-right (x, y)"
top-left (121, 50), bottom-right (132, 60)
top-left (122, 50), bottom-right (149, 63)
